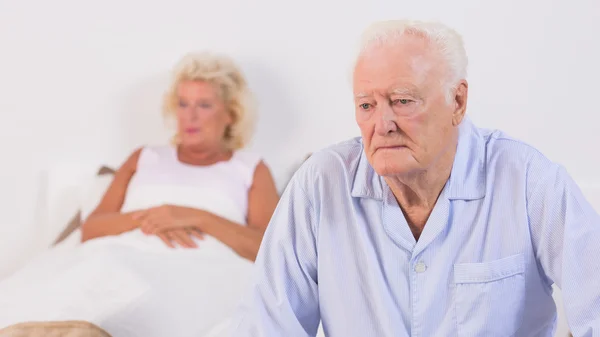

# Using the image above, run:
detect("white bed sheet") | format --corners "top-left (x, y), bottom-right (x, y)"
top-left (0, 229), bottom-right (254, 337)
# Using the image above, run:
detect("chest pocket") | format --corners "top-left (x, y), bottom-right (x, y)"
top-left (453, 253), bottom-right (526, 337)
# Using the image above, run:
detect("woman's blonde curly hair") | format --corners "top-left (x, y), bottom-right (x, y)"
top-left (162, 52), bottom-right (257, 150)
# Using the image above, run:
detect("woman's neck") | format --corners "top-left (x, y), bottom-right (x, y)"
top-left (177, 144), bottom-right (232, 166)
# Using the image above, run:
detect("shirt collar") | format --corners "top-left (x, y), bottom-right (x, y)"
top-left (350, 143), bottom-right (386, 200)
top-left (351, 117), bottom-right (486, 201)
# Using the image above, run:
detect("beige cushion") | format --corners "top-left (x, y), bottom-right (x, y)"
top-left (0, 321), bottom-right (111, 337)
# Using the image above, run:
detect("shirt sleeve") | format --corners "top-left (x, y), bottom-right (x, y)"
top-left (527, 160), bottom-right (600, 336)
top-left (230, 167), bottom-right (321, 337)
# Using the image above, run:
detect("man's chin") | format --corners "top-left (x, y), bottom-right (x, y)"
top-left (370, 156), bottom-right (416, 177)
top-left (372, 164), bottom-right (416, 177)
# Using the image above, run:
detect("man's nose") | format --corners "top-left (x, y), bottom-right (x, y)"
top-left (375, 104), bottom-right (398, 135)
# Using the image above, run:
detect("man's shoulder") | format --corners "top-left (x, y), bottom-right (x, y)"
top-left (307, 137), bottom-right (363, 166)
top-left (293, 137), bottom-right (363, 186)
top-left (479, 126), bottom-right (561, 175)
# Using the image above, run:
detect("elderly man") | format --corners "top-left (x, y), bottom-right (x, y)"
top-left (232, 20), bottom-right (600, 336)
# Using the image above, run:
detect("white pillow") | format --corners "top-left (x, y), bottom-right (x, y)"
top-left (3, 164), bottom-right (102, 278)
top-left (53, 172), bottom-right (114, 248)
top-left (42, 164), bottom-right (94, 248)
top-left (80, 173), bottom-right (114, 222)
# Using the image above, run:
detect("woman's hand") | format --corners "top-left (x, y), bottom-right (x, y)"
top-left (134, 204), bottom-right (189, 231)
top-left (134, 205), bottom-right (206, 243)
top-left (155, 228), bottom-right (204, 248)
top-left (132, 205), bottom-right (204, 248)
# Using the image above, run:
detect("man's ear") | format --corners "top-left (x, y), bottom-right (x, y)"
top-left (452, 80), bottom-right (468, 126)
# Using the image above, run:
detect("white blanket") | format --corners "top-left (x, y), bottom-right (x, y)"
top-left (0, 229), bottom-right (254, 337)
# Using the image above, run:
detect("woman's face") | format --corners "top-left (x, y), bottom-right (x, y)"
top-left (175, 80), bottom-right (232, 150)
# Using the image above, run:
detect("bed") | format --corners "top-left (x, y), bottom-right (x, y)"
top-left (0, 160), bottom-right (260, 336)
top-left (2, 160), bottom-right (594, 337)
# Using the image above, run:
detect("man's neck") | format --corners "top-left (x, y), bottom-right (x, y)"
top-left (385, 145), bottom-right (457, 210)
top-left (384, 147), bottom-right (456, 240)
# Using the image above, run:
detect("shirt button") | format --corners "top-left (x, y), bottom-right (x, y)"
top-left (414, 261), bottom-right (427, 273)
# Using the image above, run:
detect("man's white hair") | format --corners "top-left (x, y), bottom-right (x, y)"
top-left (356, 20), bottom-right (468, 102)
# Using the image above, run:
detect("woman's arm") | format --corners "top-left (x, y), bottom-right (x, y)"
top-left (191, 161), bottom-right (280, 260)
top-left (139, 161), bottom-right (280, 260)
top-left (80, 149), bottom-right (142, 242)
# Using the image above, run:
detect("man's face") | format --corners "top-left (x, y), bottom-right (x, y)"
top-left (353, 35), bottom-right (467, 177)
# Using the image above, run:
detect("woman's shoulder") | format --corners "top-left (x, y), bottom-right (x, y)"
top-left (138, 144), bottom-right (175, 157)
top-left (125, 144), bottom-right (175, 170)
top-left (231, 149), bottom-right (263, 185)
top-left (233, 149), bottom-right (262, 167)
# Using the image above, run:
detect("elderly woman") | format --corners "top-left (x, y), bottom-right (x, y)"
top-left (0, 52), bottom-right (279, 337)
top-left (81, 52), bottom-right (279, 260)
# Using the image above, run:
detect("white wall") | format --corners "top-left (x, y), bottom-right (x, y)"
top-left (0, 0), bottom-right (598, 335)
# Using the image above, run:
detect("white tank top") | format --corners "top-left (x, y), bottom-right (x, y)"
top-left (120, 145), bottom-right (261, 226)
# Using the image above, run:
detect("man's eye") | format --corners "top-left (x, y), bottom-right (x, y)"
top-left (360, 103), bottom-right (371, 110)
top-left (394, 99), bottom-right (411, 105)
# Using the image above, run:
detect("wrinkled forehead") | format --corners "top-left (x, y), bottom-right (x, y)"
top-left (353, 36), bottom-right (445, 94)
